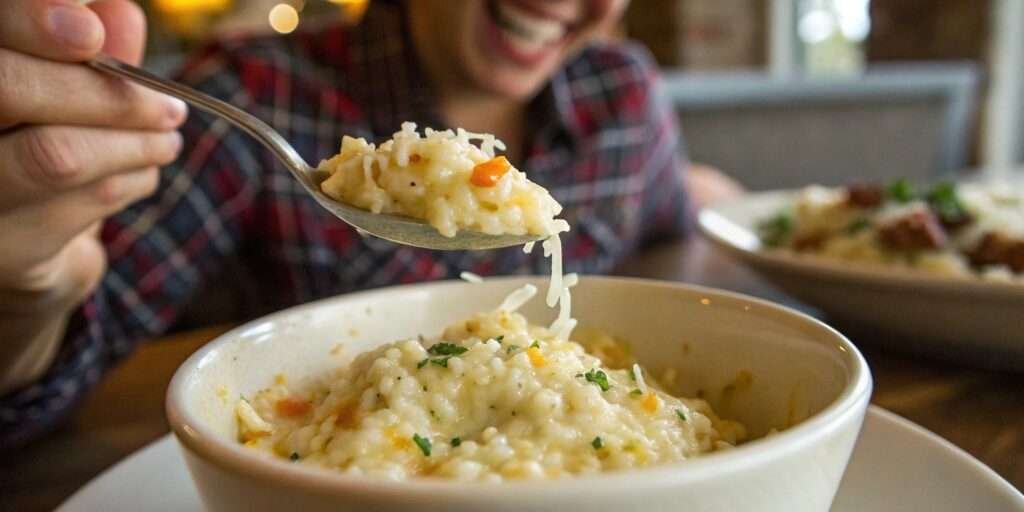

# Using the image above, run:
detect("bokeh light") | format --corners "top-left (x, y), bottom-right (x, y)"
top-left (269, 3), bottom-right (301, 34)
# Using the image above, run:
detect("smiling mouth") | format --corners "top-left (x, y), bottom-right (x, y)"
top-left (487, 0), bottom-right (574, 53)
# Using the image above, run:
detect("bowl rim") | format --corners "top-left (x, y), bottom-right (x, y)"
top-left (166, 275), bottom-right (872, 501)
top-left (698, 190), bottom-right (1024, 299)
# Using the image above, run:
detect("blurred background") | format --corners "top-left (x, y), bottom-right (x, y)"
top-left (141, 0), bottom-right (1022, 189)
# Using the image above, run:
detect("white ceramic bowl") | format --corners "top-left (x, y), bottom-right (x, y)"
top-left (699, 190), bottom-right (1024, 370)
top-left (166, 276), bottom-right (871, 512)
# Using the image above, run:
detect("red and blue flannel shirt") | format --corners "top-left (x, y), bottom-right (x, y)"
top-left (0, 2), bottom-right (690, 449)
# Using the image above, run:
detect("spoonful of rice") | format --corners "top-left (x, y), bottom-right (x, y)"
top-left (89, 55), bottom-right (562, 250)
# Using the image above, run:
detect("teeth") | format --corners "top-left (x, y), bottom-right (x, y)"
top-left (503, 29), bottom-right (547, 55)
top-left (494, 1), bottom-right (566, 45)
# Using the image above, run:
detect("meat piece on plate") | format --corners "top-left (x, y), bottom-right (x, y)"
top-left (878, 210), bottom-right (948, 251)
top-left (968, 232), bottom-right (1024, 273)
top-left (845, 183), bottom-right (885, 208)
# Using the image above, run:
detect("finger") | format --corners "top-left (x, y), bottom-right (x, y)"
top-left (89, 0), bottom-right (147, 65)
top-left (0, 167), bottom-right (159, 270)
top-left (0, 0), bottom-right (104, 61)
top-left (0, 125), bottom-right (181, 209)
top-left (0, 231), bottom-right (106, 312)
top-left (0, 49), bottom-right (188, 130)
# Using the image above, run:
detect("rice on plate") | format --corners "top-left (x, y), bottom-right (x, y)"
top-left (758, 180), bottom-right (1024, 282)
top-left (234, 125), bottom-right (746, 481)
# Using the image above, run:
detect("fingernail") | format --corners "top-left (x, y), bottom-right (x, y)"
top-left (48, 5), bottom-right (103, 52)
top-left (164, 98), bottom-right (189, 127)
top-left (167, 131), bottom-right (184, 155)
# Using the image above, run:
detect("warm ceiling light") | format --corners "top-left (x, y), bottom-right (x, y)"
top-left (269, 3), bottom-right (300, 34)
top-left (154, 0), bottom-right (231, 15)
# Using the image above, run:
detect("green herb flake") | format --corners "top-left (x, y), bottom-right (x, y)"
top-left (430, 356), bottom-right (452, 368)
top-left (844, 218), bottom-right (871, 234)
top-left (926, 182), bottom-right (969, 224)
top-left (757, 212), bottom-right (793, 248)
top-left (289, 452), bottom-right (300, 462)
top-left (629, 388), bottom-right (643, 396)
top-left (584, 369), bottom-right (610, 392)
top-left (412, 434), bottom-right (432, 456)
top-left (417, 359), bottom-right (429, 369)
top-left (428, 343), bottom-right (468, 356)
top-left (451, 437), bottom-right (462, 447)
top-left (675, 409), bottom-right (687, 422)
top-left (592, 436), bottom-right (603, 450)
top-left (887, 178), bottom-right (917, 203)
top-left (507, 345), bottom-right (519, 354)
top-left (530, 340), bottom-right (541, 349)
top-left (493, 336), bottom-right (504, 343)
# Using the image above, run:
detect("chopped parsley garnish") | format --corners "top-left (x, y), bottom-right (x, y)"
top-left (675, 409), bottom-right (687, 422)
top-left (584, 369), bottom-right (610, 392)
top-left (926, 182), bottom-right (969, 224)
top-left (494, 335), bottom-right (504, 343)
top-left (845, 218), bottom-right (871, 234)
top-left (451, 437), bottom-right (462, 447)
top-left (289, 452), bottom-right (300, 462)
top-left (507, 345), bottom-right (519, 354)
top-left (629, 388), bottom-right (643, 396)
top-left (416, 343), bottom-right (467, 369)
top-left (412, 433), bottom-right (432, 456)
top-left (430, 356), bottom-right (452, 368)
top-left (887, 178), bottom-right (917, 203)
top-left (428, 343), bottom-right (468, 356)
top-left (757, 212), bottom-right (793, 248)
top-left (591, 436), bottom-right (603, 449)
top-left (530, 340), bottom-right (541, 349)
top-left (629, 369), bottom-right (637, 381)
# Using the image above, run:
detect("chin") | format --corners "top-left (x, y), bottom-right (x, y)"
top-left (471, 67), bottom-right (552, 100)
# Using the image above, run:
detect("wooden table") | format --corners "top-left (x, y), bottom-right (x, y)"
top-left (3, 240), bottom-right (1022, 510)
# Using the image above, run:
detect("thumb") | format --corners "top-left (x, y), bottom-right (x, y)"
top-left (87, 0), bottom-right (147, 65)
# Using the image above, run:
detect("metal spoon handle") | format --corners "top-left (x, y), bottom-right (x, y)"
top-left (88, 54), bottom-right (313, 178)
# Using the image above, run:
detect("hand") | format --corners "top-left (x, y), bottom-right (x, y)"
top-left (685, 162), bottom-right (745, 210)
top-left (0, 0), bottom-right (186, 391)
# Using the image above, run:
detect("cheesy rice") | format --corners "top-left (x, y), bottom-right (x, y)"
top-left (236, 289), bottom-right (745, 481)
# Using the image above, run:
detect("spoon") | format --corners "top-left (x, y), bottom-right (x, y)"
top-left (88, 55), bottom-right (544, 251)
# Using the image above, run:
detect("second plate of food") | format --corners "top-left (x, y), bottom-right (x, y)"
top-left (698, 182), bottom-right (1024, 370)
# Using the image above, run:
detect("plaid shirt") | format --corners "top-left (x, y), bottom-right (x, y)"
top-left (0, 3), bottom-right (689, 449)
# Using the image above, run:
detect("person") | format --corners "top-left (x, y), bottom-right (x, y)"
top-left (0, 0), bottom-right (740, 449)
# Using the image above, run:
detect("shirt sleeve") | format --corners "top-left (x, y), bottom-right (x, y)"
top-left (636, 63), bottom-right (693, 247)
top-left (0, 45), bottom-right (265, 450)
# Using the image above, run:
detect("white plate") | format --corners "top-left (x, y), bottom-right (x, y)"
top-left (58, 407), bottom-right (1022, 511)
top-left (699, 191), bottom-right (1024, 370)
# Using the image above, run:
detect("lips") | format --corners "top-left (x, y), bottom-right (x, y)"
top-left (484, 0), bottom-right (574, 67)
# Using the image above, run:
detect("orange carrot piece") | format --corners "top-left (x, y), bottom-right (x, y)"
top-left (275, 396), bottom-right (312, 417)
top-left (470, 156), bottom-right (511, 187)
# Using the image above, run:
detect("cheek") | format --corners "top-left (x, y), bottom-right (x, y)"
top-left (580, 0), bottom-right (628, 34)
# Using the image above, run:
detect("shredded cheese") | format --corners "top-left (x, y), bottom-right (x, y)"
top-left (498, 284), bottom-right (538, 312)
top-left (459, 271), bottom-right (484, 284)
top-left (632, 364), bottom-right (648, 394)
